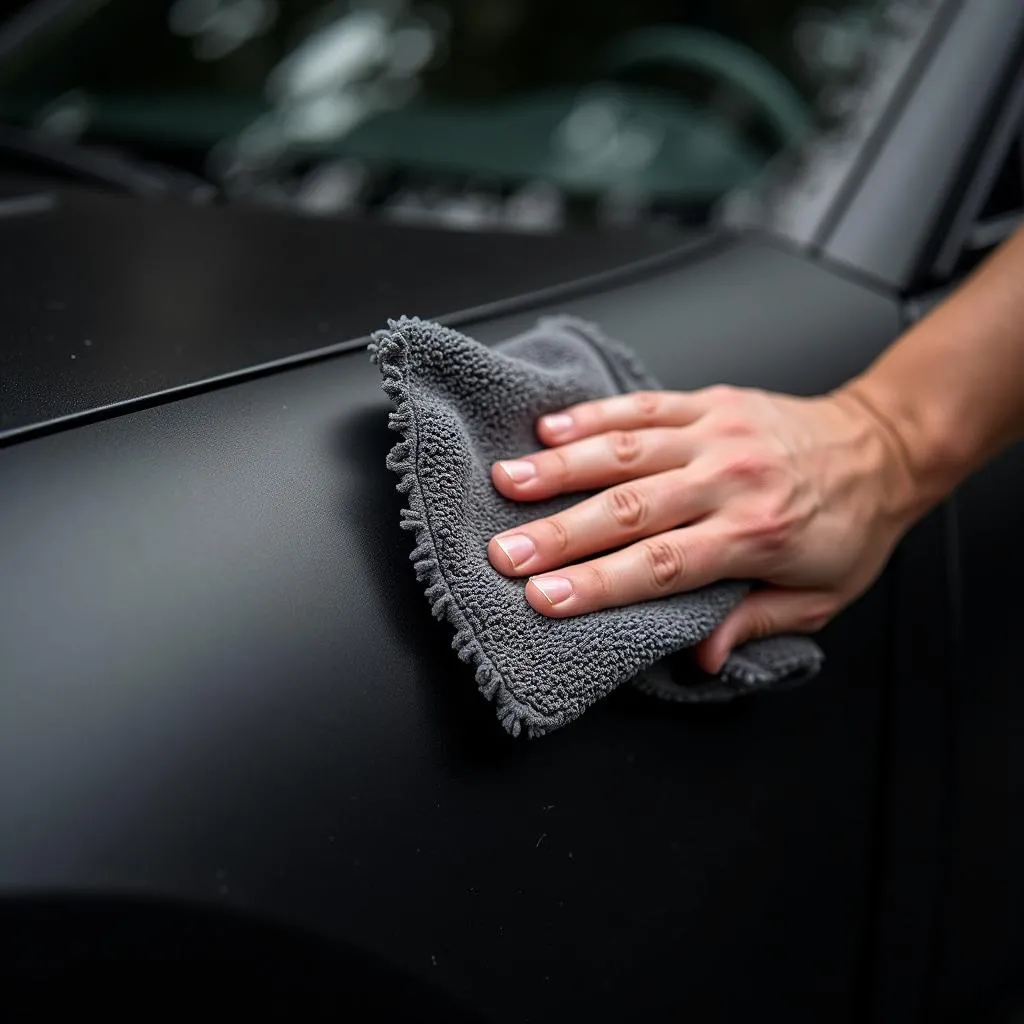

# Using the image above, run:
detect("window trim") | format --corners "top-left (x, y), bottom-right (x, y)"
top-left (931, 60), bottom-right (1024, 280)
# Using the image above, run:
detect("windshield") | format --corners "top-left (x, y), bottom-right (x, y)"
top-left (0, 0), bottom-right (896, 231)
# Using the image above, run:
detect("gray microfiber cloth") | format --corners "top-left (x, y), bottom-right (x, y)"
top-left (369, 315), bottom-right (824, 738)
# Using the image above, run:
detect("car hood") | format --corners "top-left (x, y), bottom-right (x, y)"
top-left (0, 186), bottom-right (707, 442)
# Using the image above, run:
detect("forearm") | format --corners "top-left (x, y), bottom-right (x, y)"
top-left (840, 226), bottom-right (1024, 519)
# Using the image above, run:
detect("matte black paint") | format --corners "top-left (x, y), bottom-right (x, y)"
top-left (0, 896), bottom-right (486, 1020)
top-left (931, 450), bottom-right (1024, 1020)
top-left (6, 3), bottom-right (1024, 998)
top-left (0, 239), bottom-right (903, 1022)
top-left (0, 186), bottom-right (684, 440)
top-left (863, 499), bottom-right (962, 1023)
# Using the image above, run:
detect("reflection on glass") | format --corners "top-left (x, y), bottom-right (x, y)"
top-left (0, 0), bottom-right (912, 233)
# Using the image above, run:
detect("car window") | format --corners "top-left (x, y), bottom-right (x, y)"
top-left (0, 0), bottom-right (911, 232)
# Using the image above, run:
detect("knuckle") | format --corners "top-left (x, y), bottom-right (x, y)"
top-left (540, 515), bottom-right (571, 554)
top-left (722, 452), bottom-right (772, 483)
top-left (609, 429), bottom-right (643, 464)
top-left (742, 506), bottom-right (792, 553)
top-left (714, 415), bottom-right (756, 439)
top-left (581, 562), bottom-right (614, 601)
top-left (643, 538), bottom-right (686, 590)
top-left (632, 391), bottom-right (661, 420)
top-left (607, 485), bottom-right (648, 529)
top-left (747, 609), bottom-right (776, 639)
top-left (704, 383), bottom-right (740, 406)
top-left (542, 447), bottom-right (570, 485)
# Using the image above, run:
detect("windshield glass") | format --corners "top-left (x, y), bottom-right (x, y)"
top-left (0, 0), bottom-right (895, 231)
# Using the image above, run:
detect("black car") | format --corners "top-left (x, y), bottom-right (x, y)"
top-left (1, 1), bottom-right (1023, 1020)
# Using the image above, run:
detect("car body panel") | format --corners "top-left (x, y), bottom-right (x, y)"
top-left (3, 2), bottom-right (1024, 1019)
top-left (0, 187), bottom-right (691, 442)
top-left (1, 237), bottom-right (901, 1021)
top-left (937, 452), bottom-right (1024, 1017)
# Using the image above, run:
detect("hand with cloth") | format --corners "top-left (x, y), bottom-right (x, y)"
top-left (489, 226), bottom-right (1024, 671)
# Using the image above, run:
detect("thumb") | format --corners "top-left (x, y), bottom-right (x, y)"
top-left (694, 588), bottom-right (832, 675)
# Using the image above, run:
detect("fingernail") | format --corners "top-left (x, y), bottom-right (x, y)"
top-left (495, 533), bottom-right (536, 568)
top-left (541, 413), bottom-right (573, 436)
top-left (497, 459), bottom-right (537, 484)
top-left (530, 575), bottom-right (573, 606)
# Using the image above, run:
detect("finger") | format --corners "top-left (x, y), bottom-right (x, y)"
top-left (491, 427), bottom-right (697, 501)
top-left (693, 589), bottom-right (834, 674)
top-left (523, 522), bottom-right (735, 617)
top-left (535, 390), bottom-right (708, 446)
top-left (488, 467), bottom-right (712, 577)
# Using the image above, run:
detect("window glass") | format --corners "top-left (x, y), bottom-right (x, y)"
top-left (0, 0), bottom-right (909, 231)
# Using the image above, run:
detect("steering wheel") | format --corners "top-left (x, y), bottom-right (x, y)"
top-left (599, 25), bottom-right (814, 152)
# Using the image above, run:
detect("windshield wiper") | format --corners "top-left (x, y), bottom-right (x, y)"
top-left (0, 123), bottom-right (218, 202)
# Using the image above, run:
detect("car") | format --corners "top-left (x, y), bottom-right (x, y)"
top-left (1, 0), bottom-right (1022, 1020)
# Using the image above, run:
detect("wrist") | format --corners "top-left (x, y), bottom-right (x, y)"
top-left (834, 372), bottom-right (963, 525)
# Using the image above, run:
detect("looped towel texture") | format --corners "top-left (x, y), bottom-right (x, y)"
top-left (370, 315), bottom-right (823, 738)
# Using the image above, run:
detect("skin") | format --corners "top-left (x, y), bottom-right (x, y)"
top-left (486, 226), bottom-right (1024, 673)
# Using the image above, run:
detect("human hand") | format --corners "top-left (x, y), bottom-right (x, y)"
top-left (487, 385), bottom-right (920, 673)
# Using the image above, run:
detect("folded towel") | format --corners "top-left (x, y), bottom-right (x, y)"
top-left (370, 315), bottom-right (823, 738)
